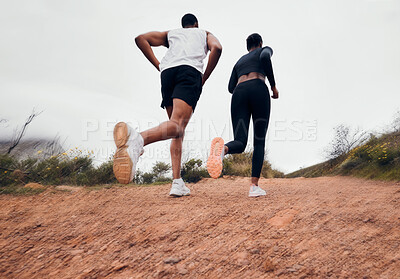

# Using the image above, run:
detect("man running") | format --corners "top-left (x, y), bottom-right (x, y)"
top-left (113, 13), bottom-right (222, 197)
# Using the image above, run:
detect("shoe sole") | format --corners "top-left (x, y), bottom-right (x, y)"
top-left (113, 122), bottom-right (133, 184)
top-left (207, 137), bottom-right (224, 179)
top-left (114, 122), bottom-right (129, 148)
top-left (249, 193), bottom-right (266, 197)
top-left (169, 192), bottom-right (191, 197)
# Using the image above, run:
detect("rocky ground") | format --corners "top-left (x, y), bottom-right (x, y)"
top-left (0, 176), bottom-right (399, 278)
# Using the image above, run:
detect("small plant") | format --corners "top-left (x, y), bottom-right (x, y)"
top-left (181, 158), bottom-right (209, 183)
top-left (368, 143), bottom-right (397, 166)
top-left (223, 152), bottom-right (252, 177)
top-left (223, 151), bottom-right (283, 178)
top-left (339, 157), bottom-right (363, 172)
top-left (94, 161), bottom-right (116, 185)
top-left (325, 124), bottom-right (368, 160)
top-left (0, 148), bottom-right (117, 188)
top-left (133, 162), bottom-right (172, 184)
top-left (0, 154), bottom-right (19, 186)
top-left (141, 172), bottom-right (156, 184)
top-left (152, 161), bottom-right (172, 183)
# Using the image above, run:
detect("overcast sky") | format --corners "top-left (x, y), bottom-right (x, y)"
top-left (1, 0), bottom-right (399, 173)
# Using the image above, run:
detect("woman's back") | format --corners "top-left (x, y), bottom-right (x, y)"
top-left (234, 46), bottom-right (272, 76)
top-left (228, 46), bottom-right (275, 93)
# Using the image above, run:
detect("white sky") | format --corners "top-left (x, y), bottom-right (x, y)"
top-left (1, 0), bottom-right (399, 173)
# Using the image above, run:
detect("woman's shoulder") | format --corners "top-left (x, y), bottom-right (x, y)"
top-left (236, 51), bottom-right (252, 63)
top-left (261, 46), bottom-right (273, 57)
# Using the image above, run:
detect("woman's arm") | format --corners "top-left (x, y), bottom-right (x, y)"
top-left (260, 47), bottom-right (279, 99)
top-left (228, 67), bottom-right (238, 93)
top-left (260, 47), bottom-right (276, 88)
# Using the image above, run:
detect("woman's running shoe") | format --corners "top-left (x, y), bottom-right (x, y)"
top-left (249, 185), bottom-right (267, 197)
top-left (207, 137), bottom-right (225, 179)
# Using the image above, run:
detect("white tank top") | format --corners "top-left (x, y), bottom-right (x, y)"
top-left (160, 28), bottom-right (208, 74)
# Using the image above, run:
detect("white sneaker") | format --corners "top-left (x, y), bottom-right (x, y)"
top-left (169, 178), bottom-right (190, 197)
top-left (249, 185), bottom-right (267, 197)
top-left (113, 122), bottom-right (144, 184)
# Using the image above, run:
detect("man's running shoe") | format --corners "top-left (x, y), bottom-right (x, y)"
top-left (169, 178), bottom-right (190, 197)
top-left (113, 122), bottom-right (144, 184)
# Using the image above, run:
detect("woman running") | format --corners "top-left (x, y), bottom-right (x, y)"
top-left (207, 33), bottom-right (279, 197)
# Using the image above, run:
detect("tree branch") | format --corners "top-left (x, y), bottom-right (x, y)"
top-left (7, 109), bottom-right (43, 154)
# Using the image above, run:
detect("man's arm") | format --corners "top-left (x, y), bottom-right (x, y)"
top-left (202, 32), bottom-right (222, 85)
top-left (135, 31), bottom-right (169, 71)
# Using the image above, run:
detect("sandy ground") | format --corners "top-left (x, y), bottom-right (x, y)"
top-left (0, 176), bottom-right (399, 279)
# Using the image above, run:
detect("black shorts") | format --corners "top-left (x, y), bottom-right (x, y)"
top-left (160, 65), bottom-right (203, 111)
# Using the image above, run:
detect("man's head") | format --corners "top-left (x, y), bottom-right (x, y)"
top-left (181, 13), bottom-right (198, 28)
top-left (246, 33), bottom-right (263, 51)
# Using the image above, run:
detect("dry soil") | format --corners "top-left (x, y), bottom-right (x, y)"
top-left (0, 176), bottom-right (399, 278)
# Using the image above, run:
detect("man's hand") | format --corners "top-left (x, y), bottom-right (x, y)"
top-left (135, 31), bottom-right (169, 71)
top-left (272, 86), bottom-right (279, 99)
top-left (202, 32), bottom-right (222, 86)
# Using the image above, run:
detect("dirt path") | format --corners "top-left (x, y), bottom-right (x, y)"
top-left (0, 176), bottom-right (399, 278)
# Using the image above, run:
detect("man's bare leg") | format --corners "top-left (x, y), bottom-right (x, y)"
top-left (170, 137), bottom-right (183, 180)
top-left (140, 99), bottom-right (192, 146)
top-left (113, 99), bottom-right (192, 185)
top-left (166, 106), bottom-right (185, 180)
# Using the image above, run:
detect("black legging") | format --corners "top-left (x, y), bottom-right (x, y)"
top-left (225, 79), bottom-right (271, 178)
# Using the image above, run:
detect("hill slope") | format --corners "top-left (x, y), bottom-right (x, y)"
top-left (286, 131), bottom-right (400, 181)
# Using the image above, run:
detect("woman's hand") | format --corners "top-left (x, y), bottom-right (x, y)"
top-left (271, 86), bottom-right (279, 99)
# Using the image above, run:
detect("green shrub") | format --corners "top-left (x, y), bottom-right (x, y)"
top-left (152, 181), bottom-right (169, 185)
top-left (344, 137), bottom-right (400, 167)
top-left (223, 151), bottom-right (283, 178)
top-left (93, 160), bottom-right (116, 185)
top-left (0, 150), bottom-right (118, 187)
top-left (223, 152), bottom-right (252, 177)
top-left (0, 185), bottom-right (45, 196)
top-left (76, 171), bottom-right (93, 186)
top-left (152, 161), bottom-right (171, 183)
top-left (181, 158), bottom-right (209, 183)
top-left (0, 154), bottom-right (19, 186)
top-left (133, 162), bottom-right (172, 185)
top-left (339, 157), bottom-right (364, 172)
top-left (154, 177), bottom-right (172, 184)
top-left (29, 156), bottom-right (64, 185)
top-left (152, 161), bottom-right (170, 177)
top-left (289, 131), bottom-right (400, 181)
top-left (351, 144), bottom-right (371, 161)
top-left (270, 169), bottom-right (285, 178)
top-left (261, 160), bottom-right (284, 178)
top-left (141, 172), bottom-right (156, 184)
